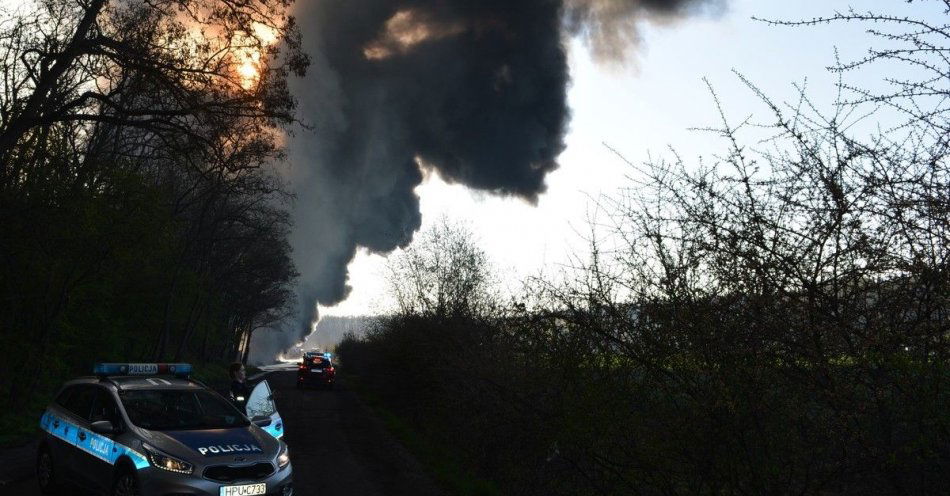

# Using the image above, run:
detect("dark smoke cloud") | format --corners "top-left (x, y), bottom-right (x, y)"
top-left (565, 0), bottom-right (727, 61)
top-left (252, 0), bottom-right (722, 361)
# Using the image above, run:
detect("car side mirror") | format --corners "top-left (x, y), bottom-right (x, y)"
top-left (251, 415), bottom-right (272, 427)
top-left (90, 420), bottom-right (116, 435)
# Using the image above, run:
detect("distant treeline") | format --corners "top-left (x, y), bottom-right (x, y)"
top-left (304, 316), bottom-right (371, 353)
top-left (0, 0), bottom-right (306, 439)
top-left (249, 315), bottom-right (370, 363)
top-left (339, 6), bottom-right (949, 494)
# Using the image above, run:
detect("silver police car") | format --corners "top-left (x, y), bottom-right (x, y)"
top-left (36, 363), bottom-right (292, 496)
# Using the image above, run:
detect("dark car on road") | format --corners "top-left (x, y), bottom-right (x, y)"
top-left (36, 363), bottom-right (292, 496)
top-left (296, 353), bottom-right (335, 389)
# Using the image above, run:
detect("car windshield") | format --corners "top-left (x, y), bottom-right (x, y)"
top-left (120, 389), bottom-right (249, 431)
top-left (306, 357), bottom-right (330, 368)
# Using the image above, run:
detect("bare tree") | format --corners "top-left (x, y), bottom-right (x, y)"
top-left (387, 216), bottom-right (498, 319)
top-left (0, 0), bottom-right (307, 189)
top-left (509, 3), bottom-right (950, 493)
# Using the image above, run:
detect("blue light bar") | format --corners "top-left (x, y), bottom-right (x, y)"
top-left (93, 363), bottom-right (192, 377)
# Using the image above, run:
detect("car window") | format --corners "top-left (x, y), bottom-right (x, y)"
top-left (55, 385), bottom-right (77, 408)
top-left (89, 389), bottom-right (121, 426)
top-left (119, 389), bottom-right (249, 431)
top-left (63, 385), bottom-right (96, 420)
top-left (307, 357), bottom-right (330, 368)
top-left (246, 380), bottom-right (276, 418)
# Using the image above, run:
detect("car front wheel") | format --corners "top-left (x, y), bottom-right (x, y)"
top-left (37, 448), bottom-right (62, 495)
top-left (113, 471), bottom-right (141, 496)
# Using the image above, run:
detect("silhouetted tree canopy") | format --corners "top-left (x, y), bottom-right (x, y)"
top-left (0, 0), bottom-right (306, 432)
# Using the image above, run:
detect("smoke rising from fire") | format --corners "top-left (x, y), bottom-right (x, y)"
top-left (250, 0), bottom-right (723, 362)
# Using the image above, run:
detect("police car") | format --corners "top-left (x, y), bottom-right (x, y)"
top-left (36, 363), bottom-right (292, 496)
top-left (296, 353), bottom-right (335, 389)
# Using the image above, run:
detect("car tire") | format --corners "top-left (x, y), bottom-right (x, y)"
top-left (37, 447), bottom-right (63, 495)
top-left (112, 469), bottom-right (141, 496)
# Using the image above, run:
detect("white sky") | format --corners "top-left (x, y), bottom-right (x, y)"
top-left (322, 0), bottom-right (939, 317)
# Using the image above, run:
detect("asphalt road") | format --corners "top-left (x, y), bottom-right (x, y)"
top-left (4, 370), bottom-right (443, 496)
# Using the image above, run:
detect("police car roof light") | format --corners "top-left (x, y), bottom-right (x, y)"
top-left (93, 363), bottom-right (193, 377)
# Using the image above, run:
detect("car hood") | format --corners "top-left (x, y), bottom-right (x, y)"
top-left (140, 425), bottom-right (277, 462)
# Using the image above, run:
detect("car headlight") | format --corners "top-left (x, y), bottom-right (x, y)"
top-left (144, 445), bottom-right (194, 474)
top-left (277, 443), bottom-right (291, 469)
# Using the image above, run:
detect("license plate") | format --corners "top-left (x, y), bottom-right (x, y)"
top-left (220, 483), bottom-right (266, 496)
top-left (310, 369), bottom-right (323, 373)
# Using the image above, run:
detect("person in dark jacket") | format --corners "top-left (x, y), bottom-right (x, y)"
top-left (229, 362), bottom-right (251, 407)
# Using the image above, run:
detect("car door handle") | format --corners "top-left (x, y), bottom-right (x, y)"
top-left (78, 432), bottom-right (86, 441)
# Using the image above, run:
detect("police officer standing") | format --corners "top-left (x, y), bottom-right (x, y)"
top-left (229, 362), bottom-right (251, 407)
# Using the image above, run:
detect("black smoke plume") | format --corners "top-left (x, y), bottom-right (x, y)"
top-left (252, 0), bottom-right (723, 362)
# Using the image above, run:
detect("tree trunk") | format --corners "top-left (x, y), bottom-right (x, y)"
top-left (174, 292), bottom-right (206, 361)
top-left (240, 327), bottom-right (256, 365)
top-left (153, 261), bottom-right (184, 360)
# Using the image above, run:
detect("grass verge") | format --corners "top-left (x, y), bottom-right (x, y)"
top-left (0, 410), bottom-right (41, 448)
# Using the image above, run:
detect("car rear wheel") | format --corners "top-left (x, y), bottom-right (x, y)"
top-left (37, 447), bottom-right (63, 495)
top-left (113, 471), bottom-right (141, 496)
